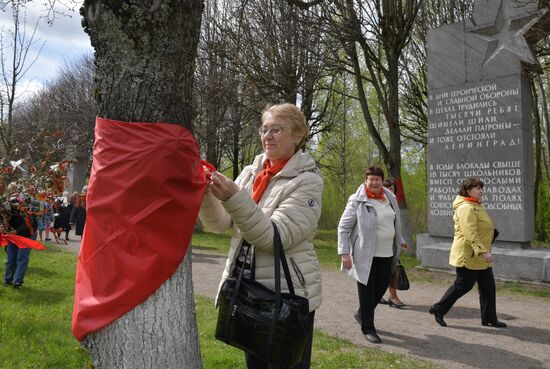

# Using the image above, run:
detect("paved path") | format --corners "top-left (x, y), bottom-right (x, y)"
top-left (191, 249), bottom-right (550, 369)
top-left (64, 238), bottom-right (550, 369)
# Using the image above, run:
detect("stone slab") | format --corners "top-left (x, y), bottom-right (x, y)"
top-left (417, 234), bottom-right (550, 283)
top-left (427, 23), bottom-right (465, 89)
top-left (427, 75), bottom-right (534, 242)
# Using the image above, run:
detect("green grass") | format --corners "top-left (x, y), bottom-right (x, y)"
top-left (191, 230), bottom-right (233, 254)
top-left (2, 234), bottom-right (548, 368)
top-left (1, 244), bottom-right (438, 369)
top-left (0, 245), bottom-right (91, 369)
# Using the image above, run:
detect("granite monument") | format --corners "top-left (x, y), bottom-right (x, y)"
top-left (419, 0), bottom-right (550, 282)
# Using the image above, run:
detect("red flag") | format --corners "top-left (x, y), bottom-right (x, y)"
top-left (71, 118), bottom-right (207, 341)
top-left (1, 234), bottom-right (46, 250)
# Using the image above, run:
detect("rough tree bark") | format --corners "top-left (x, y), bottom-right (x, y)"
top-left (81, 1), bottom-right (203, 368)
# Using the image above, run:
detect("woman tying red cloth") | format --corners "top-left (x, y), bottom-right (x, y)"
top-left (199, 103), bottom-right (323, 369)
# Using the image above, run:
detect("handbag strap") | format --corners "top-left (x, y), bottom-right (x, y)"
top-left (266, 222), bottom-right (301, 358)
top-left (267, 222), bottom-right (283, 361)
top-left (224, 242), bottom-right (251, 334)
top-left (272, 221), bottom-right (296, 296)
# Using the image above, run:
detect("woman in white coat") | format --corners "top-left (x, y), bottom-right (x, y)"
top-left (200, 103), bottom-right (323, 369)
top-left (338, 167), bottom-right (405, 344)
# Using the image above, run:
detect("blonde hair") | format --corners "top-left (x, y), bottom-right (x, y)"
top-left (262, 103), bottom-right (309, 150)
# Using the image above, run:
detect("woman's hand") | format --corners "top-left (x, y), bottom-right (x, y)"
top-left (482, 252), bottom-right (493, 263)
top-left (209, 171), bottom-right (239, 201)
top-left (341, 254), bottom-right (352, 270)
top-left (202, 165), bottom-right (213, 193)
top-left (400, 242), bottom-right (409, 249)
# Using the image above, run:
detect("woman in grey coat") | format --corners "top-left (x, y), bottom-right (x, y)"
top-left (337, 166), bottom-right (406, 344)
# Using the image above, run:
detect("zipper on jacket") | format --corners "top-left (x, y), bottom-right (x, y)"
top-left (289, 257), bottom-right (308, 296)
top-left (364, 203), bottom-right (377, 216)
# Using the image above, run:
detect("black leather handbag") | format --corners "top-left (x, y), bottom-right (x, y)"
top-left (215, 222), bottom-right (310, 368)
top-left (395, 263), bottom-right (410, 291)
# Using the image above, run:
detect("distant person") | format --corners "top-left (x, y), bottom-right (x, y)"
top-left (70, 188), bottom-right (87, 239)
top-left (429, 177), bottom-right (506, 328)
top-left (53, 198), bottom-right (71, 241)
top-left (3, 198), bottom-right (38, 289)
top-left (338, 166), bottom-right (406, 344)
top-left (37, 193), bottom-right (54, 242)
top-left (379, 178), bottom-right (408, 308)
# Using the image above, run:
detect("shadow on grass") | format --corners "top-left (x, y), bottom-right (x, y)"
top-left (10, 286), bottom-right (67, 305)
top-left (27, 266), bottom-right (57, 278)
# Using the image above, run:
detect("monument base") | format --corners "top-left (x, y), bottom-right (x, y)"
top-left (417, 234), bottom-right (550, 283)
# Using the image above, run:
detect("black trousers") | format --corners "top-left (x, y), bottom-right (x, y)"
top-left (432, 266), bottom-right (498, 322)
top-left (357, 256), bottom-right (393, 334)
top-left (244, 311), bottom-right (316, 369)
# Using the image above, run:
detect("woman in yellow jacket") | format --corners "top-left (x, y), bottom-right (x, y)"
top-left (429, 177), bottom-right (507, 328)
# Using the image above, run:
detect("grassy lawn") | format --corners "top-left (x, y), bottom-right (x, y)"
top-left (0, 243), bottom-right (438, 369)
top-left (0, 245), bottom-right (90, 369)
top-left (1, 233), bottom-right (548, 368)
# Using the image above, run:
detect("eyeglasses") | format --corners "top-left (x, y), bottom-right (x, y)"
top-left (259, 126), bottom-right (286, 136)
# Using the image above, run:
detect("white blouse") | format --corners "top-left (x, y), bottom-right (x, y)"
top-left (372, 198), bottom-right (395, 257)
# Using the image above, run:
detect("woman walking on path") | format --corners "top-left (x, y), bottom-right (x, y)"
top-left (337, 166), bottom-right (406, 344)
top-left (429, 177), bottom-right (506, 328)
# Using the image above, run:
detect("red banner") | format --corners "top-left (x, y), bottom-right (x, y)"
top-left (72, 118), bottom-right (207, 341)
top-left (1, 234), bottom-right (46, 250)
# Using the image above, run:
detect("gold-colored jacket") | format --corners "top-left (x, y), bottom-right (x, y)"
top-left (449, 196), bottom-right (494, 270)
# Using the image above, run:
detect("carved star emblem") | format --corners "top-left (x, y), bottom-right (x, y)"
top-left (470, 0), bottom-right (542, 66)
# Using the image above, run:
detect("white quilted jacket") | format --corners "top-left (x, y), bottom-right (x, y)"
top-left (199, 151), bottom-right (323, 312)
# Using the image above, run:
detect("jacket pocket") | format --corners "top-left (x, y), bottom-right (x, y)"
top-left (289, 257), bottom-right (308, 297)
top-left (351, 234), bottom-right (358, 256)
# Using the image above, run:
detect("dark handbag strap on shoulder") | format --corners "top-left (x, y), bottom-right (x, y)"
top-left (273, 221), bottom-right (296, 295)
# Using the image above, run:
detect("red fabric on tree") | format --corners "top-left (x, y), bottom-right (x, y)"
top-left (0, 234), bottom-right (46, 250)
top-left (394, 178), bottom-right (405, 205)
top-left (71, 117), bottom-right (207, 341)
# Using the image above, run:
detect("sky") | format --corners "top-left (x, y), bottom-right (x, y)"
top-left (0, 1), bottom-right (93, 98)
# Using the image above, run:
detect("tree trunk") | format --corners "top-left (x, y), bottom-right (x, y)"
top-left (532, 78), bottom-right (542, 215)
top-left (83, 0), bottom-right (202, 126)
top-left (536, 76), bottom-right (550, 182)
top-left (84, 255), bottom-right (201, 369)
top-left (81, 1), bottom-right (203, 368)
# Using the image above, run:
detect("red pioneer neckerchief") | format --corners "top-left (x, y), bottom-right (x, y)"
top-left (464, 197), bottom-right (481, 204)
top-left (252, 158), bottom-right (289, 203)
top-left (71, 117), bottom-right (207, 341)
top-left (365, 186), bottom-right (385, 200)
